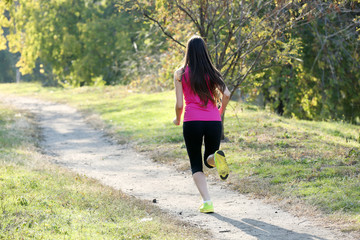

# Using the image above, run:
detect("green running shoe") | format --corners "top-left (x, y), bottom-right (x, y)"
top-left (199, 201), bottom-right (214, 213)
top-left (214, 150), bottom-right (229, 180)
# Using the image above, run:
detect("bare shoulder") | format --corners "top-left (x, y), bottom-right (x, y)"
top-left (174, 67), bottom-right (183, 82)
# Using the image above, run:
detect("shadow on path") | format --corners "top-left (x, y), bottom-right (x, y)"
top-left (211, 213), bottom-right (328, 240)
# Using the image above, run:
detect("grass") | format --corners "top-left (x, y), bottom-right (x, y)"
top-left (0, 103), bottom-right (206, 239)
top-left (0, 83), bottom-right (178, 144)
top-left (1, 82), bottom-right (360, 232)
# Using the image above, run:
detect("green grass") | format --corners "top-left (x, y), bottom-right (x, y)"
top-left (1, 82), bottom-right (360, 231)
top-left (0, 83), bottom-right (178, 144)
top-left (0, 103), bottom-right (205, 239)
top-left (223, 104), bottom-right (360, 223)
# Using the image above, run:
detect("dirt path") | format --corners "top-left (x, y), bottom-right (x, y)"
top-left (2, 96), bottom-right (356, 240)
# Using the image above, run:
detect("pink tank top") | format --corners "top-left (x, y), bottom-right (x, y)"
top-left (181, 66), bottom-right (221, 122)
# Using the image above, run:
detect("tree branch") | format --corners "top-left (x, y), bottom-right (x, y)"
top-left (175, 0), bottom-right (202, 34)
top-left (142, 12), bottom-right (186, 48)
top-left (231, 18), bottom-right (279, 88)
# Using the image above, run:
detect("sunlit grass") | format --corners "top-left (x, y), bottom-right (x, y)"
top-left (1, 82), bottom-right (360, 231)
top-left (223, 104), bottom-right (359, 214)
top-left (0, 83), bottom-right (179, 144)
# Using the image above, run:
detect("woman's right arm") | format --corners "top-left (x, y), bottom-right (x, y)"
top-left (173, 70), bottom-right (183, 125)
top-left (219, 85), bottom-right (231, 115)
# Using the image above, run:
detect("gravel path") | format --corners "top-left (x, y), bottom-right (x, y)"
top-left (2, 96), bottom-right (356, 240)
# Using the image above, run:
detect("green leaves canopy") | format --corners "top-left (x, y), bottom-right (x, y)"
top-left (0, 0), bottom-right (139, 86)
top-left (129, 0), bottom-right (360, 123)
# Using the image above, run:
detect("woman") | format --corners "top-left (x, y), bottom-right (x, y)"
top-left (173, 35), bottom-right (231, 213)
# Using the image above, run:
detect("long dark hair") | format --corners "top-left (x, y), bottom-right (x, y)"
top-left (183, 35), bottom-right (225, 106)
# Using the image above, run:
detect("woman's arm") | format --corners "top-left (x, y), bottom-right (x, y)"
top-left (219, 86), bottom-right (231, 115)
top-left (173, 70), bottom-right (183, 125)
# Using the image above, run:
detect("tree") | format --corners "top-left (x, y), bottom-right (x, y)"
top-left (0, 50), bottom-right (16, 82)
top-left (0, 0), bottom-right (143, 86)
top-left (124, 0), bottom-right (320, 137)
top-left (126, 0), bottom-right (360, 128)
top-left (258, 1), bottom-right (360, 123)
top-left (302, 2), bottom-right (360, 122)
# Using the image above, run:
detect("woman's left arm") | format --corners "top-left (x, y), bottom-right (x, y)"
top-left (173, 70), bottom-right (183, 125)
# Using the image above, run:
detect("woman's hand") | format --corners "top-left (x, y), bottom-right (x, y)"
top-left (219, 86), bottom-right (230, 115)
top-left (173, 117), bottom-right (180, 125)
top-left (219, 106), bottom-right (224, 115)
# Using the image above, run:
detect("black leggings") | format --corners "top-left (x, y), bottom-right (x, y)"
top-left (183, 121), bottom-right (222, 174)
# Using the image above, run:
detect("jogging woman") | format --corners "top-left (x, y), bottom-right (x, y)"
top-left (173, 35), bottom-right (231, 213)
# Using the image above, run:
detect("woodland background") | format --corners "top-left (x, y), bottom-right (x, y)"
top-left (0, 0), bottom-right (359, 123)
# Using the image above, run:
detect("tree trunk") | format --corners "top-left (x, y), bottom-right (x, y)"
top-left (16, 68), bottom-right (20, 83)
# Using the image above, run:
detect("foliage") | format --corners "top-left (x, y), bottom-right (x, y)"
top-left (301, 4), bottom-right (360, 122)
top-left (256, 1), bottom-right (360, 123)
top-left (120, 22), bottom-right (180, 91)
top-left (1, 0), bottom-right (359, 122)
top-left (121, 0), bottom-right (312, 138)
top-left (0, 50), bottom-right (16, 82)
top-left (0, 0), bottom-right (143, 86)
top-left (126, 1), bottom-right (314, 94)
top-left (118, 0), bottom-right (194, 91)
top-left (120, 0), bottom-right (360, 124)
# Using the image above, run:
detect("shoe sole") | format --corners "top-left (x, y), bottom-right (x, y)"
top-left (200, 209), bottom-right (214, 213)
top-left (214, 150), bottom-right (229, 180)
